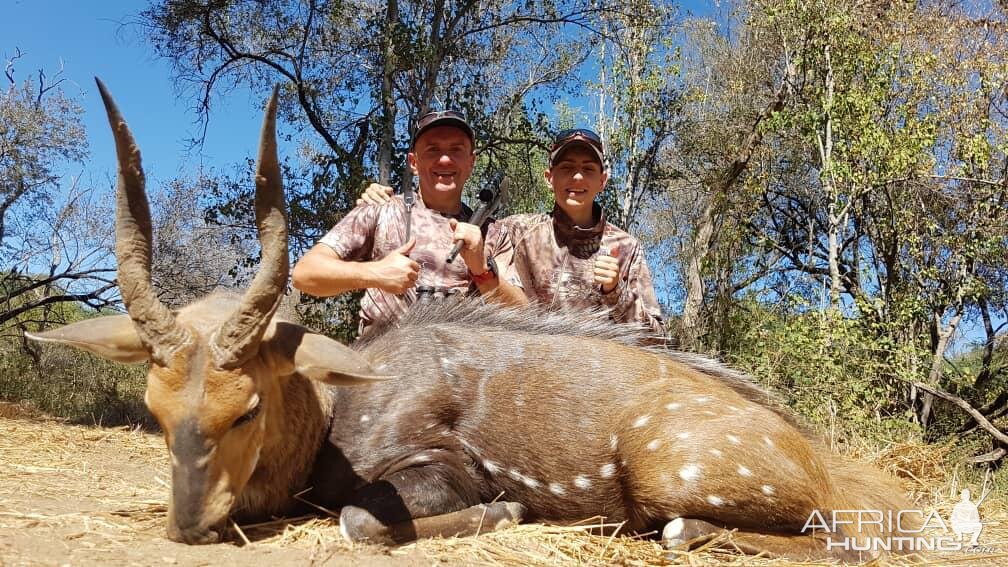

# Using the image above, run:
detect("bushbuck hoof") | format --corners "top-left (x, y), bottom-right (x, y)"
top-left (339, 505), bottom-right (387, 544)
top-left (662, 517), bottom-right (719, 548)
top-left (493, 501), bottom-right (526, 530)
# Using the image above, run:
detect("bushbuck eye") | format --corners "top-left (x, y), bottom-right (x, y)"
top-left (233, 402), bottom-right (260, 428)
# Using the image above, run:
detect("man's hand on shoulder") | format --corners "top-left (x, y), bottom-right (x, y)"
top-left (368, 237), bottom-right (420, 294)
top-left (356, 183), bottom-right (395, 207)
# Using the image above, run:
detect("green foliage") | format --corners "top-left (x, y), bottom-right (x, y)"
top-left (0, 300), bottom-right (152, 428)
top-left (0, 339), bottom-right (151, 428)
top-left (723, 298), bottom-right (922, 449)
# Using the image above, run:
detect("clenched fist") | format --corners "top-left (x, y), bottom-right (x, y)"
top-left (448, 218), bottom-right (488, 276)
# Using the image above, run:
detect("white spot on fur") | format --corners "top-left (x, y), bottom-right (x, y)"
top-left (727, 405), bottom-right (740, 412)
top-left (574, 475), bottom-right (592, 490)
top-left (726, 434), bottom-right (741, 445)
top-left (706, 495), bottom-right (724, 506)
top-left (458, 437), bottom-right (482, 458)
top-left (360, 415), bottom-right (370, 423)
top-left (609, 433), bottom-right (619, 450)
top-left (600, 463), bottom-right (616, 478)
top-left (676, 432), bottom-right (690, 440)
top-left (483, 460), bottom-right (501, 474)
top-left (737, 465), bottom-right (752, 477)
top-left (665, 402), bottom-right (681, 411)
top-left (709, 448), bottom-right (723, 457)
top-left (702, 410), bottom-right (717, 416)
top-left (647, 439), bottom-right (661, 451)
top-left (508, 469), bottom-right (540, 489)
top-left (694, 396), bottom-right (711, 403)
top-left (763, 436), bottom-right (775, 447)
top-left (632, 415), bottom-right (651, 428)
top-left (549, 483), bottom-right (566, 496)
top-left (679, 465), bottom-right (701, 482)
top-left (762, 485), bottom-right (775, 496)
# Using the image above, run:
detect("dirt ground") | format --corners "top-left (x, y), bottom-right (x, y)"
top-left (2, 405), bottom-right (1007, 566)
top-left (0, 410), bottom-right (432, 567)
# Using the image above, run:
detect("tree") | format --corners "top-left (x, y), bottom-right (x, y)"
top-left (1, 52), bottom-right (118, 335)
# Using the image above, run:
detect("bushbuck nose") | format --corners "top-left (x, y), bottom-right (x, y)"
top-left (167, 523), bottom-right (220, 545)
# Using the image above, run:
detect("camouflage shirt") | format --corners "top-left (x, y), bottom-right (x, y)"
top-left (319, 195), bottom-right (485, 336)
top-left (489, 204), bottom-right (664, 335)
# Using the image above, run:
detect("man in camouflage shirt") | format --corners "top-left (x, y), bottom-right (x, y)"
top-left (490, 128), bottom-right (664, 335)
top-left (358, 128), bottom-right (664, 336)
top-left (292, 110), bottom-right (525, 336)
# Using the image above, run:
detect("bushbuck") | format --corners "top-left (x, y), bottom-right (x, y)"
top-left (27, 79), bottom-right (915, 563)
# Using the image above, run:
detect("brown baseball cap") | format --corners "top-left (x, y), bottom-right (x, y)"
top-left (411, 110), bottom-right (475, 149)
top-left (549, 128), bottom-right (605, 167)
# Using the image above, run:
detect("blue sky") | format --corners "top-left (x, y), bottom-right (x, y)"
top-left (4, 1), bottom-right (720, 188)
top-left (5, 0), bottom-right (265, 190)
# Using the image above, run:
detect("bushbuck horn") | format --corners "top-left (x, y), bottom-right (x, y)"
top-left (95, 77), bottom-right (192, 365)
top-left (211, 86), bottom-right (288, 368)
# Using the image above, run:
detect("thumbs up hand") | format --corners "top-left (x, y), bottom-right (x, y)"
top-left (593, 243), bottom-right (620, 294)
top-left (370, 238), bottom-right (420, 294)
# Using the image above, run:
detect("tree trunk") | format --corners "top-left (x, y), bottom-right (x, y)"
top-left (679, 75), bottom-right (791, 349)
top-left (378, 0), bottom-right (399, 185)
top-left (819, 42), bottom-right (842, 310)
top-left (975, 297), bottom-right (996, 391)
top-left (920, 308), bottom-right (963, 428)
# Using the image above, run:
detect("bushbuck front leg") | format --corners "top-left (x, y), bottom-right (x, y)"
top-left (339, 456), bottom-right (525, 544)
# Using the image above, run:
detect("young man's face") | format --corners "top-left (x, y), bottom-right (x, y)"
top-left (408, 126), bottom-right (475, 203)
top-left (544, 145), bottom-right (608, 217)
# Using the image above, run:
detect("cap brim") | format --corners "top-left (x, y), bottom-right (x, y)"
top-left (411, 118), bottom-right (475, 148)
top-left (550, 140), bottom-right (605, 166)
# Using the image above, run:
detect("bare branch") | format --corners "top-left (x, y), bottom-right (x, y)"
top-left (913, 381), bottom-right (1008, 446)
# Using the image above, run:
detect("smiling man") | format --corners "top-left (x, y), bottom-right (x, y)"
top-left (491, 128), bottom-right (665, 334)
top-left (292, 110), bottom-right (524, 336)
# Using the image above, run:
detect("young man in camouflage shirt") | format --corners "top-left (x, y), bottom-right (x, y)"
top-left (490, 129), bottom-right (664, 334)
top-left (292, 111), bottom-right (525, 336)
top-left (359, 128), bottom-right (664, 335)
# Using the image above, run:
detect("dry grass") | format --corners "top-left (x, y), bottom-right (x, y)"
top-left (0, 403), bottom-right (1005, 566)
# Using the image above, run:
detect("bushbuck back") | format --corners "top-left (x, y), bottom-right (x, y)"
top-left (28, 80), bottom-right (914, 563)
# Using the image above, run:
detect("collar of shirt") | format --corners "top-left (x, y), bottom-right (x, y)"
top-left (414, 192), bottom-right (474, 222)
top-left (551, 202), bottom-right (605, 247)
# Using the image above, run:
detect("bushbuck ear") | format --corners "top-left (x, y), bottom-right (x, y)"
top-left (266, 322), bottom-right (391, 385)
top-left (25, 315), bottom-right (150, 364)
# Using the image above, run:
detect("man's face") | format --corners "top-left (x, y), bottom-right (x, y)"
top-left (408, 126), bottom-right (475, 201)
top-left (544, 145), bottom-right (608, 216)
